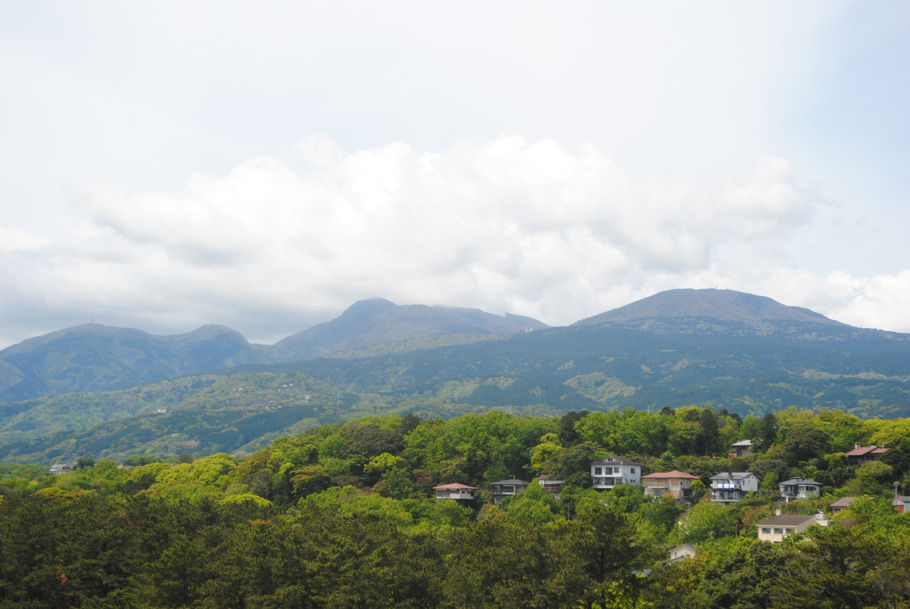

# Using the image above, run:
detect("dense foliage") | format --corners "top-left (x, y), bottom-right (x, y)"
top-left (2, 407), bottom-right (910, 607)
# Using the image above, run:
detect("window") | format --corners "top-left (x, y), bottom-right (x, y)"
top-left (594, 467), bottom-right (602, 475)
top-left (773, 528), bottom-right (783, 534)
top-left (762, 527), bottom-right (771, 534)
top-left (631, 468), bottom-right (636, 474)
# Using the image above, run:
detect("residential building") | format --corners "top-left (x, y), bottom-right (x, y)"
top-left (667, 544), bottom-right (696, 563)
top-left (756, 513), bottom-right (828, 543)
top-left (590, 456), bottom-right (642, 490)
top-left (642, 470), bottom-right (698, 500)
top-left (893, 496), bottom-right (910, 514)
top-left (729, 440), bottom-right (754, 457)
top-left (48, 463), bottom-right (74, 475)
top-left (538, 475), bottom-right (565, 499)
top-left (846, 444), bottom-right (888, 465)
top-left (829, 497), bottom-right (855, 512)
top-left (490, 479), bottom-right (530, 504)
top-left (433, 483), bottom-right (476, 501)
top-left (779, 477), bottom-right (822, 502)
top-left (709, 472), bottom-right (759, 504)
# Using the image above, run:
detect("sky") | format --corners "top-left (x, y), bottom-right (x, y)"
top-left (1, 1), bottom-right (908, 348)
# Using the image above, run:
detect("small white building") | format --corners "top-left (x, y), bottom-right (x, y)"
top-left (667, 544), bottom-right (697, 563)
top-left (709, 472), bottom-right (759, 504)
top-left (756, 513), bottom-right (827, 542)
top-left (433, 483), bottom-right (476, 501)
top-left (779, 477), bottom-right (822, 503)
top-left (590, 456), bottom-right (642, 491)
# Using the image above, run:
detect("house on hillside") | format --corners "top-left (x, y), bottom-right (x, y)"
top-left (666, 544), bottom-right (697, 563)
top-left (538, 475), bottom-right (565, 499)
top-left (846, 444), bottom-right (888, 465)
top-left (709, 472), bottom-right (759, 504)
top-left (49, 463), bottom-right (74, 475)
top-left (829, 497), bottom-right (855, 512)
top-left (893, 496), bottom-right (910, 514)
top-left (642, 470), bottom-right (698, 500)
top-left (490, 479), bottom-right (530, 504)
top-left (433, 483), bottom-right (476, 501)
top-left (756, 513), bottom-right (828, 543)
top-left (590, 456), bottom-right (642, 490)
top-left (729, 440), bottom-right (754, 457)
top-left (779, 477), bottom-right (822, 503)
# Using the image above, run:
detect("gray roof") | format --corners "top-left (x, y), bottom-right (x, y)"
top-left (490, 479), bottom-right (530, 486)
top-left (710, 471), bottom-right (756, 480)
top-left (591, 456), bottom-right (642, 466)
top-left (730, 440), bottom-right (753, 447)
top-left (830, 496), bottom-right (855, 508)
top-left (756, 514), bottom-right (818, 526)
top-left (780, 478), bottom-right (821, 486)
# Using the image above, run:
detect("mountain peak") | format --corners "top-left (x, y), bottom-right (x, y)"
top-left (576, 289), bottom-right (841, 330)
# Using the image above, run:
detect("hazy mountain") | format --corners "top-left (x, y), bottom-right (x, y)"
top-left (2, 288), bottom-right (909, 463)
top-left (270, 298), bottom-right (547, 362)
top-left (0, 323), bottom-right (262, 402)
top-left (0, 300), bottom-right (546, 402)
top-left (576, 288), bottom-right (843, 334)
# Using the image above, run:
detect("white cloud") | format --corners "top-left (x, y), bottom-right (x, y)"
top-left (0, 136), bottom-right (906, 345)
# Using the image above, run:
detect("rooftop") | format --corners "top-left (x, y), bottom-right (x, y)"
top-left (643, 470), bottom-right (698, 480)
top-left (756, 514), bottom-right (820, 527)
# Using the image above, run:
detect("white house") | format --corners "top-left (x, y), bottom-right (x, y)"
top-left (590, 456), bottom-right (642, 491)
top-left (756, 513), bottom-right (827, 542)
top-left (779, 477), bottom-right (822, 503)
top-left (709, 472), bottom-right (759, 504)
top-left (642, 470), bottom-right (698, 500)
top-left (433, 483), bottom-right (476, 501)
top-left (667, 544), bottom-right (697, 563)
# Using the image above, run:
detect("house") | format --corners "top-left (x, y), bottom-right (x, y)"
top-left (779, 477), bottom-right (822, 502)
top-left (642, 470), bottom-right (698, 500)
top-left (756, 513), bottom-right (828, 542)
top-left (667, 544), bottom-right (696, 563)
top-left (893, 496), bottom-right (910, 514)
top-left (590, 456), bottom-right (642, 491)
top-left (48, 463), bottom-right (75, 475)
top-left (490, 479), bottom-right (530, 504)
top-left (433, 483), bottom-right (476, 501)
top-left (729, 440), bottom-right (754, 457)
top-left (846, 444), bottom-right (888, 465)
top-left (829, 496), bottom-right (855, 512)
top-left (709, 472), bottom-right (759, 504)
top-left (537, 475), bottom-right (565, 499)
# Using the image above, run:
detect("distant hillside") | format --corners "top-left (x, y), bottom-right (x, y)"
top-left (0, 300), bottom-right (546, 402)
top-left (576, 288), bottom-right (843, 335)
top-left (2, 288), bottom-right (909, 463)
top-left (0, 324), bottom-right (262, 402)
top-left (270, 298), bottom-right (547, 361)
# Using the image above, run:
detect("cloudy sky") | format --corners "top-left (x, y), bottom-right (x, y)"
top-left (1, 1), bottom-right (908, 347)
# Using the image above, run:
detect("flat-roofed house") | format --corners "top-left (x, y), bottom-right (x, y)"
top-left (756, 513), bottom-right (828, 542)
top-left (709, 472), bottom-right (759, 504)
top-left (490, 479), bottom-right (530, 504)
top-left (590, 456), bottom-right (642, 491)
top-left (779, 477), bottom-right (822, 503)
top-left (642, 470), bottom-right (698, 500)
top-left (433, 483), bottom-right (476, 501)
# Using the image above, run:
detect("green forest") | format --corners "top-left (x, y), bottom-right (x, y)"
top-left (2, 406), bottom-right (910, 608)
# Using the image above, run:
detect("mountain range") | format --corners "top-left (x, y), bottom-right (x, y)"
top-left (1, 288), bottom-right (908, 463)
